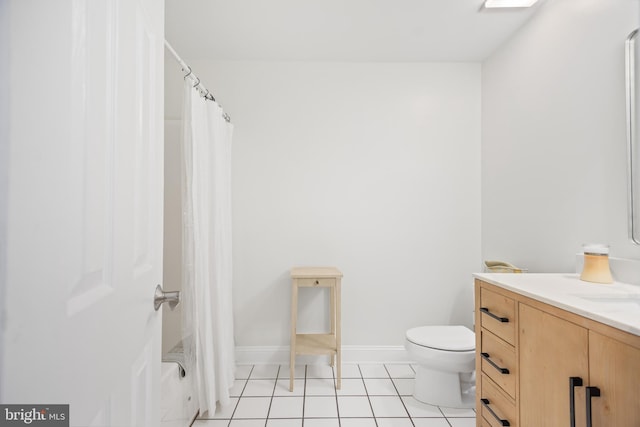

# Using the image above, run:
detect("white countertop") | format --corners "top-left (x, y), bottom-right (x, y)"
top-left (473, 273), bottom-right (640, 337)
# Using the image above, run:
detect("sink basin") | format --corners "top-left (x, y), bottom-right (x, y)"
top-left (570, 293), bottom-right (640, 311)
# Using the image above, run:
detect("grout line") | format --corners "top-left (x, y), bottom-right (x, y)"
top-left (263, 365), bottom-right (281, 426)
top-left (238, 377), bottom-right (250, 398)
top-left (359, 365), bottom-right (379, 427)
top-left (332, 365), bottom-right (341, 427)
top-left (384, 364), bottom-right (414, 427)
top-left (229, 376), bottom-right (250, 427)
top-left (301, 365), bottom-right (307, 427)
top-left (226, 365), bottom-right (254, 423)
top-left (438, 406), bottom-right (455, 427)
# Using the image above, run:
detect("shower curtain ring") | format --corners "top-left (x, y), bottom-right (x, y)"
top-left (183, 66), bottom-right (192, 79)
top-left (193, 76), bottom-right (200, 88)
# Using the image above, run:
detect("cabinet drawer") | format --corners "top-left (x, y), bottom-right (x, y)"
top-left (479, 416), bottom-right (493, 427)
top-left (481, 374), bottom-right (517, 427)
top-left (296, 277), bottom-right (336, 287)
top-left (480, 286), bottom-right (516, 345)
top-left (481, 329), bottom-right (516, 398)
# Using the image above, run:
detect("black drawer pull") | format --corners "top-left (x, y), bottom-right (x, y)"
top-left (569, 377), bottom-right (583, 427)
top-left (480, 307), bottom-right (509, 323)
top-left (586, 386), bottom-right (601, 427)
top-left (481, 352), bottom-right (510, 374)
top-left (481, 398), bottom-right (510, 426)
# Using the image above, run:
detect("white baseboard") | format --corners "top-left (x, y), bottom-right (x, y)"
top-left (235, 345), bottom-right (411, 365)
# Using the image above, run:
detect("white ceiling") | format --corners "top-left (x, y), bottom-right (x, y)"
top-left (165, 0), bottom-right (542, 62)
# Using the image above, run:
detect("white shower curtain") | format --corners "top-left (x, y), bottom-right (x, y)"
top-left (181, 79), bottom-right (235, 415)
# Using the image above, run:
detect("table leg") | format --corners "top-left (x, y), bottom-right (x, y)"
top-left (290, 282), bottom-right (298, 392)
top-left (330, 285), bottom-right (335, 367)
top-left (336, 279), bottom-right (341, 389)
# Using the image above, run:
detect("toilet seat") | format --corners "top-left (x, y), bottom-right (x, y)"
top-left (406, 325), bottom-right (475, 352)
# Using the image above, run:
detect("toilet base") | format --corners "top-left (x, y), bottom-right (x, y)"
top-left (413, 365), bottom-right (475, 409)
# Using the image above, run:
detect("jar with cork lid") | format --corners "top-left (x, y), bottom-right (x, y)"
top-left (580, 244), bottom-right (613, 284)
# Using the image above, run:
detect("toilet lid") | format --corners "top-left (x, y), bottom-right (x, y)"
top-left (406, 325), bottom-right (475, 351)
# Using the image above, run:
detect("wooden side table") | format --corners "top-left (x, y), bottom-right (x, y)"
top-left (290, 267), bottom-right (342, 391)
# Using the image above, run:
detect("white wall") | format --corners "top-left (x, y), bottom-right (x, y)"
top-left (165, 60), bottom-right (481, 348)
top-left (482, 0), bottom-right (640, 272)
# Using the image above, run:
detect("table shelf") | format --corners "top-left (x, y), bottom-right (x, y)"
top-left (295, 333), bottom-right (337, 355)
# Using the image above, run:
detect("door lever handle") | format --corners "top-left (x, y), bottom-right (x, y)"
top-left (154, 284), bottom-right (181, 311)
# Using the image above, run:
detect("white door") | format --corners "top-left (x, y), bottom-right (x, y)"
top-left (1, 1), bottom-right (165, 426)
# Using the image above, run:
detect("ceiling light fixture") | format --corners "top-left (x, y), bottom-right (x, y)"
top-left (483, 0), bottom-right (539, 8)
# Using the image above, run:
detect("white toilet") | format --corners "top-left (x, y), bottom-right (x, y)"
top-left (405, 325), bottom-right (476, 408)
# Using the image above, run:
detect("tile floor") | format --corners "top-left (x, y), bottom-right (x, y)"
top-left (192, 364), bottom-right (475, 427)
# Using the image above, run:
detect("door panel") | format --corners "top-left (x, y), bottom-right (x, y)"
top-left (68, 0), bottom-right (118, 314)
top-left (589, 331), bottom-right (640, 427)
top-left (519, 303), bottom-right (589, 427)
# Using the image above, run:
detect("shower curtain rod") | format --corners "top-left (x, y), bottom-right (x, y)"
top-left (164, 40), bottom-right (231, 123)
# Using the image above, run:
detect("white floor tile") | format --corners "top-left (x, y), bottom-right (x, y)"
top-left (446, 417), bottom-right (477, 427)
top-left (375, 418), bottom-right (413, 427)
top-left (266, 419), bottom-right (302, 427)
top-left (228, 420), bottom-right (265, 427)
top-left (412, 418), bottom-right (452, 427)
top-left (368, 396), bottom-right (408, 417)
top-left (303, 419), bottom-right (340, 427)
top-left (439, 406), bottom-right (476, 417)
top-left (391, 378), bottom-right (414, 396)
top-left (249, 365), bottom-right (280, 379)
top-left (358, 364), bottom-right (389, 378)
top-left (401, 397), bottom-right (443, 418)
top-left (268, 396), bottom-right (304, 418)
top-left (340, 364), bottom-right (363, 378)
top-left (192, 420), bottom-right (230, 427)
top-left (304, 396), bottom-right (339, 418)
top-left (363, 378), bottom-right (397, 395)
top-left (336, 378), bottom-right (367, 396)
top-left (338, 418), bottom-right (377, 427)
top-left (230, 379), bottom-right (247, 397)
top-left (337, 396), bottom-right (373, 418)
top-left (233, 397), bottom-right (271, 419)
top-left (235, 365), bottom-right (254, 380)
top-left (305, 378), bottom-right (336, 396)
top-left (279, 364), bottom-right (306, 379)
top-left (203, 398), bottom-right (238, 419)
top-left (385, 364), bottom-right (415, 379)
top-left (228, 362), bottom-right (474, 427)
top-left (306, 364), bottom-right (335, 379)
top-left (274, 379), bottom-right (305, 396)
top-left (243, 379), bottom-right (276, 397)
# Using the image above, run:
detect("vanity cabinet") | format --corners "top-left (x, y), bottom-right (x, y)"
top-left (475, 279), bottom-right (640, 427)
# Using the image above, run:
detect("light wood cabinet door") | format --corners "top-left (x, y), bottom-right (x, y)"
top-left (519, 303), bottom-right (589, 427)
top-left (589, 331), bottom-right (640, 427)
